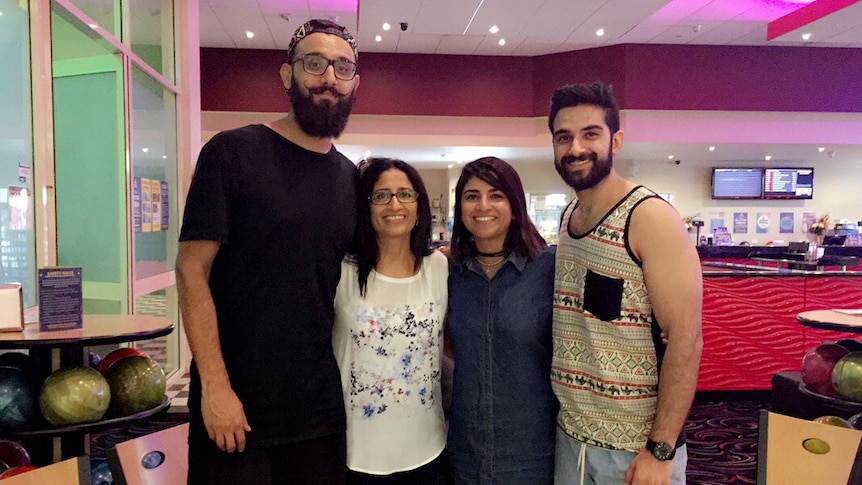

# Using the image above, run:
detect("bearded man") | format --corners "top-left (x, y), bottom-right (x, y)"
top-left (549, 81), bottom-right (703, 485)
top-left (176, 19), bottom-right (361, 485)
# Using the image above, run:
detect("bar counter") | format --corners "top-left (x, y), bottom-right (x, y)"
top-left (696, 249), bottom-right (862, 391)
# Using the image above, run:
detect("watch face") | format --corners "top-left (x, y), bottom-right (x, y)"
top-left (650, 441), bottom-right (676, 461)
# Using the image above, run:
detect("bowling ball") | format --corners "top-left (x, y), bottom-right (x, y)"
top-left (801, 343), bottom-right (849, 397)
top-left (90, 458), bottom-right (113, 484)
top-left (39, 367), bottom-right (110, 426)
top-left (105, 356), bottom-right (166, 417)
top-left (0, 352), bottom-right (37, 378)
top-left (848, 412), bottom-right (862, 430)
top-left (833, 351), bottom-right (862, 403)
top-left (837, 339), bottom-right (862, 353)
top-left (813, 415), bottom-right (853, 428)
top-left (98, 348), bottom-right (149, 374)
top-left (0, 464), bottom-right (39, 479)
top-left (0, 366), bottom-right (38, 429)
top-left (0, 440), bottom-right (30, 468)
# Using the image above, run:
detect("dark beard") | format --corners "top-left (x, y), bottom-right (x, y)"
top-left (288, 84), bottom-right (356, 138)
top-left (555, 148), bottom-right (613, 191)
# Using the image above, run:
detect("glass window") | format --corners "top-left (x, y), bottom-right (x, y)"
top-left (129, 0), bottom-right (175, 80)
top-left (0, 0), bottom-right (37, 307)
top-left (134, 286), bottom-right (179, 376)
top-left (529, 194), bottom-right (568, 245)
top-left (65, 0), bottom-right (118, 38)
top-left (131, 66), bottom-right (178, 280)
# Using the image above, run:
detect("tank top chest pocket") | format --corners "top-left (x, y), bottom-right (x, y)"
top-left (583, 270), bottom-right (624, 321)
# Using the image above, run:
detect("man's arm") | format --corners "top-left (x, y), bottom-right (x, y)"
top-left (625, 198), bottom-right (704, 485)
top-left (176, 240), bottom-right (251, 453)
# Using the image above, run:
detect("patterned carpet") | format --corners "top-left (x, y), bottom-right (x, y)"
top-left (89, 392), bottom-right (768, 484)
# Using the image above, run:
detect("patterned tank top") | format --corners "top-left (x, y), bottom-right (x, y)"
top-left (552, 186), bottom-right (665, 451)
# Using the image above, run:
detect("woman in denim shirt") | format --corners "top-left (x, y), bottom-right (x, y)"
top-left (446, 157), bottom-right (558, 484)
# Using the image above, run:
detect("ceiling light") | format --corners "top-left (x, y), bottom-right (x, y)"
top-left (364, 151), bottom-right (371, 158)
top-left (596, 28), bottom-right (605, 37)
top-left (498, 38), bottom-right (506, 46)
top-left (448, 164), bottom-right (454, 169)
top-left (489, 25), bottom-right (499, 34)
top-left (382, 22), bottom-right (391, 31)
top-left (162, 155), bottom-right (167, 159)
top-left (668, 155), bottom-right (674, 159)
top-left (708, 146), bottom-right (716, 151)
top-left (765, 155), bottom-right (772, 161)
top-left (142, 148), bottom-right (149, 153)
top-left (801, 32), bottom-right (811, 41)
top-left (245, 31), bottom-right (254, 39)
top-left (375, 35), bottom-right (382, 42)
top-left (818, 147), bottom-right (825, 152)
top-left (0, 12), bottom-right (4, 16)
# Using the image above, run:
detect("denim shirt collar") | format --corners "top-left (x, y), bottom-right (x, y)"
top-left (463, 251), bottom-right (528, 276)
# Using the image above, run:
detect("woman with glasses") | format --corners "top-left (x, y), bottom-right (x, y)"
top-left (333, 157), bottom-right (450, 484)
top-left (446, 157), bottom-right (558, 484)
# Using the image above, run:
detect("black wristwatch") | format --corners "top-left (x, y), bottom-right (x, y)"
top-left (646, 440), bottom-right (676, 461)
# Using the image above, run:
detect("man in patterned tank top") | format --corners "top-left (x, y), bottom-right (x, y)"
top-left (548, 81), bottom-right (703, 485)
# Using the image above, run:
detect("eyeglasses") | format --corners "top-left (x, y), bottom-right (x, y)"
top-left (292, 54), bottom-right (357, 81)
top-left (369, 190), bottom-right (419, 205)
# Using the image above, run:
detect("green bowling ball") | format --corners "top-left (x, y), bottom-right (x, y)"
top-left (832, 351), bottom-right (862, 403)
top-left (104, 356), bottom-right (166, 417)
top-left (39, 367), bottom-right (110, 426)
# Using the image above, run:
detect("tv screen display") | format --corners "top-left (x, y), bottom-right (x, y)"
top-left (763, 168), bottom-right (814, 199)
top-left (712, 168), bottom-right (763, 199)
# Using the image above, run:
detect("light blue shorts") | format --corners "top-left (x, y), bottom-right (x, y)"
top-left (554, 427), bottom-right (688, 485)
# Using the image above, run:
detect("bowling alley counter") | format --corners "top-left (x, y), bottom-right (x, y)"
top-left (696, 246), bottom-right (862, 391)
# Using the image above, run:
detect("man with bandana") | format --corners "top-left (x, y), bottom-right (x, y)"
top-left (549, 81), bottom-right (702, 485)
top-left (177, 19), bottom-right (361, 484)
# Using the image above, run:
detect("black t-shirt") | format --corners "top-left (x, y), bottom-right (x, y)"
top-left (180, 124), bottom-right (357, 445)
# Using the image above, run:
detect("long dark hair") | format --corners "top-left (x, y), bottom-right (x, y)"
top-left (353, 157), bottom-right (433, 296)
top-left (450, 157), bottom-right (546, 264)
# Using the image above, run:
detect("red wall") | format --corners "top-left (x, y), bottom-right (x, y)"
top-left (201, 44), bottom-right (862, 116)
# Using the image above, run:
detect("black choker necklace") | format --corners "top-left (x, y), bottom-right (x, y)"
top-left (476, 249), bottom-right (505, 257)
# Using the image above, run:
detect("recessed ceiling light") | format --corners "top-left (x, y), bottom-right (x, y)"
top-left (596, 28), bottom-right (605, 37)
top-left (0, 12), bottom-right (4, 16)
top-left (708, 146), bottom-right (716, 151)
top-left (668, 155), bottom-right (674, 159)
top-left (382, 22), bottom-right (391, 31)
top-left (765, 155), bottom-right (772, 161)
top-left (818, 147), bottom-right (825, 152)
top-left (245, 31), bottom-right (254, 39)
top-left (375, 35), bottom-right (382, 42)
top-left (448, 164), bottom-right (454, 169)
top-left (498, 38), bottom-right (506, 46)
top-left (142, 148), bottom-right (149, 153)
top-left (489, 25), bottom-right (499, 34)
top-left (162, 155), bottom-right (167, 159)
top-left (801, 32), bottom-right (811, 41)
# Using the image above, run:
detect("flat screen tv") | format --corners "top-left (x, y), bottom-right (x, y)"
top-left (711, 168), bottom-right (763, 199)
top-left (763, 167), bottom-right (814, 199)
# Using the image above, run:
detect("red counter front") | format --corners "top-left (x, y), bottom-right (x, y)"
top-left (699, 270), bottom-right (862, 390)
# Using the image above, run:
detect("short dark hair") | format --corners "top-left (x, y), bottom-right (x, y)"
top-left (548, 80), bottom-right (620, 134)
top-left (353, 157), bottom-right (432, 296)
top-left (450, 157), bottom-right (546, 264)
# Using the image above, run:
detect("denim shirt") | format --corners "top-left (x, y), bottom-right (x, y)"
top-left (447, 246), bottom-right (559, 485)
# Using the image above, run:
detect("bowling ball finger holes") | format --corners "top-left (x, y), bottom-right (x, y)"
top-left (141, 451), bottom-right (165, 469)
top-left (802, 438), bottom-right (831, 455)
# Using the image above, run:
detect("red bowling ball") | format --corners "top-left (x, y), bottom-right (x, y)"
top-left (801, 342), bottom-right (850, 397)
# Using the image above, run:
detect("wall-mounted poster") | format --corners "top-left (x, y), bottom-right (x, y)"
top-left (160, 181), bottom-right (170, 230)
top-left (141, 178), bottom-right (152, 232)
top-left (779, 212), bottom-right (794, 234)
top-left (150, 178), bottom-right (162, 232)
top-left (733, 212), bottom-right (748, 234)
top-left (133, 177), bottom-right (142, 233)
top-left (756, 212), bottom-right (770, 234)
top-left (802, 211), bottom-right (816, 233)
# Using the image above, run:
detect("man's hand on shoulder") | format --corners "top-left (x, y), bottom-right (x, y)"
top-left (625, 448), bottom-right (673, 485)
